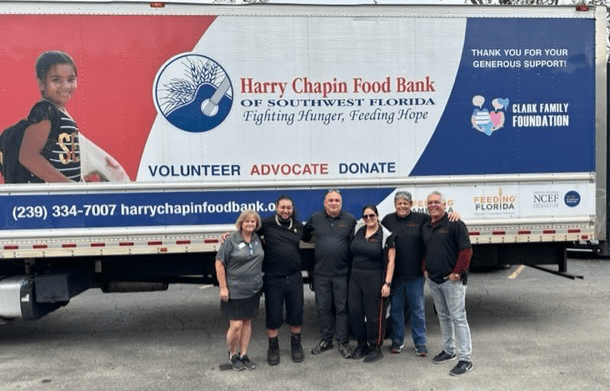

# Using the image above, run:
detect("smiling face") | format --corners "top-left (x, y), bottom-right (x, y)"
top-left (38, 63), bottom-right (77, 108)
top-left (240, 213), bottom-right (258, 234)
top-left (427, 193), bottom-right (446, 221)
top-left (324, 191), bottom-right (342, 217)
top-left (395, 197), bottom-right (413, 218)
top-left (362, 207), bottom-right (378, 228)
top-left (276, 199), bottom-right (294, 220)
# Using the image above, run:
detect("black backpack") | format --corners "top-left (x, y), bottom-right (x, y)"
top-left (0, 119), bottom-right (35, 183)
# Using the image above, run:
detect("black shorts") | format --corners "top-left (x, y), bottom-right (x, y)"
top-left (264, 271), bottom-right (304, 329)
top-left (220, 291), bottom-right (261, 320)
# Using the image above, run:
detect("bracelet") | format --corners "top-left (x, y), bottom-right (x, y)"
top-left (384, 281), bottom-right (391, 286)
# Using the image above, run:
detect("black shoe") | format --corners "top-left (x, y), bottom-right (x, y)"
top-left (432, 350), bottom-right (457, 364)
top-left (291, 334), bottom-right (305, 363)
top-left (229, 352), bottom-right (245, 371)
top-left (338, 342), bottom-right (353, 359)
top-left (450, 360), bottom-right (473, 376)
top-left (352, 344), bottom-right (369, 360)
top-left (239, 354), bottom-right (256, 370)
top-left (311, 339), bottom-right (333, 355)
top-left (363, 346), bottom-right (383, 363)
top-left (267, 337), bottom-right (280, 366)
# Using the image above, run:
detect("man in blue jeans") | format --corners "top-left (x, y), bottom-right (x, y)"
top-left (381, 191), bottom-right (428, 357)
top-left (422, 191), bottom-right (473, 377)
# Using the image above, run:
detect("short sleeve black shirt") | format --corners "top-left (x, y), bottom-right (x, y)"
top-left (259, 215), bottom-right (304, 277)
top-left (381, 211), bottom-right (428, 281)
top-left (303, 209), bottom-right (356, 276)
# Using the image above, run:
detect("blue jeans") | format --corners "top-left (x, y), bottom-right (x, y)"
top-left (427, 278), bottom-right (472, 362)
top-left (389, 277), bottom-right (426, 347)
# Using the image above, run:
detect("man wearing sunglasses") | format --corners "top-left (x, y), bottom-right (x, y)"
top-left (303, 189), bottom-right (356, 359)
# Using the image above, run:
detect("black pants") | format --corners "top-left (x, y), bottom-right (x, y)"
top-left (314, 274), bottom-right (349, 343)
top-left (348, 268), bottom-right (387, 347)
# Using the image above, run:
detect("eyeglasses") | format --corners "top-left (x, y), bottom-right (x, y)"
top-left (362, 214), bottom-right (377, 220)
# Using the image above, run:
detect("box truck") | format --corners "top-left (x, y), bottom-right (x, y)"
top-left (0, 0), bottom-right (605, 319)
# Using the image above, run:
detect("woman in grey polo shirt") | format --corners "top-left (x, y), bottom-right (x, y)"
top-left (215, 209), bottom-right (264, 371)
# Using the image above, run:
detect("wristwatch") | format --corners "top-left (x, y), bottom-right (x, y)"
top-left (384, 281), bottom-right (391, 286)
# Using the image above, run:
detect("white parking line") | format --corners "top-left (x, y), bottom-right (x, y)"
top-left (508, 264), bottom-right (526, 279)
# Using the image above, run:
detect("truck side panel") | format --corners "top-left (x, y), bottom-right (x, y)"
top-left (0, 4), bottom-right (603, 260)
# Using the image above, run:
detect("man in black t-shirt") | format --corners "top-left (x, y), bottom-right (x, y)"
top-left (259, 195), bottom-right (305, 366)
top-left (381, 191), bottom-right (428, 357)
top-left (303, 189), bottom-right (356, 359)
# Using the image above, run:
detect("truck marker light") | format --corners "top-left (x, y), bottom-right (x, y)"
top-left (518, 230), bottom-right (531, 235)
top-left (492, 230), bottom-right (506, 235)
top-left (176, 240), bottom-right (191, 245)
top-left (468, 231), bottom-right (480, 236)
top-left (91, 242), bottom-right (106, 247)
top-left (148, 241), bottom-right (163, 246)
top-left (543, 229), bottom-right (556, 234)
top-left (568, 229), bottom-right (581, 233)
top-left (62, 243), bottom-right (77, 248)
top-left (150, 2), bottom-right (165, 8)
top-left (204, 238), bottom-right (219, 244)
top-left (4, 245), bottom-right (18, 250)
top-left (576, 4), bottom-right (589, 11)
top-left (119, 242), bottom-right (134, 247)
top-left (33, 244), bottom-right (48, 249)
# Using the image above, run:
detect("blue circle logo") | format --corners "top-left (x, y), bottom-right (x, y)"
top-left (154, 53), bottom-right (233, 133)
top-left (564, 191), bottom-right (581, 207)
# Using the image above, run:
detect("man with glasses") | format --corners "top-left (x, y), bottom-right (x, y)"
top-left (303, 189), bottom-right (356, 359)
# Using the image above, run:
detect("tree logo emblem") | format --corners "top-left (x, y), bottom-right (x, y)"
top-left (154, 53), bottom-right (233, 133)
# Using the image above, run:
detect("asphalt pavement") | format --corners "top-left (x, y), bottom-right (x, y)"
top-left (0, 258), bottom-right (608, 391)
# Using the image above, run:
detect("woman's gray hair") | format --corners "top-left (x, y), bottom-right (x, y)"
top-left (235, 209), bottom-right (262, 231)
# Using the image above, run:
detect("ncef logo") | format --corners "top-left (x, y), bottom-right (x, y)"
top-left (154, 53), bottom-right (233, 132)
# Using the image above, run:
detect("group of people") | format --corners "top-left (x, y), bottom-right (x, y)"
top-left (214, 189), bottom-right (474, 376)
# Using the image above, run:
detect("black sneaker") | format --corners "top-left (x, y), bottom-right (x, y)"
top-left (338, 342), bottom-right (353, 359)
top-left (449, 360), bottom-right (473, 376)
top-left (229, 353), bottom-right (245, 371)
top-left (390, 341), bottom-right (404, 354)
top-left (291, 334), bottom-right (305, 363)
top-left (415, 345), bottom-right (428, 357)
top-left (267, 337), bottom-right (280, 366)
top-left (363, 346), bottom-right (383, 363)
top-left (352, 344), bottom-right (369, 360)
top-left (432, 350), bottom-right (457, 364)
top-left (239, 354), bottom-right (256, 370)
top-left (311, 339), bottom-right (333, 355)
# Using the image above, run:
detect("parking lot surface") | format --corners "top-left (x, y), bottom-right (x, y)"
top-left (0, 258), bottom-right (608, 391)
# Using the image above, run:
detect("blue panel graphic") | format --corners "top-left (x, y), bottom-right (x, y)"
top-left (411, 18), bottom-right (595, 175)
top-left (0, 188), bottom-right (394, 230)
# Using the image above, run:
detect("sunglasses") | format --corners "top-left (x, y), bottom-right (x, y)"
top-left (362, 214), bottom-right (377, 220)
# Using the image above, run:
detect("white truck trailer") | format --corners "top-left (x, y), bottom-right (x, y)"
top-left (0, 0), bottom-right (606, 320)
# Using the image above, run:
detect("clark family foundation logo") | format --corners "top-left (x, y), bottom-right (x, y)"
top-left (471, 95), bottom-right (509, 136)
top-left (154, 53), bottom-right (234, 133)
